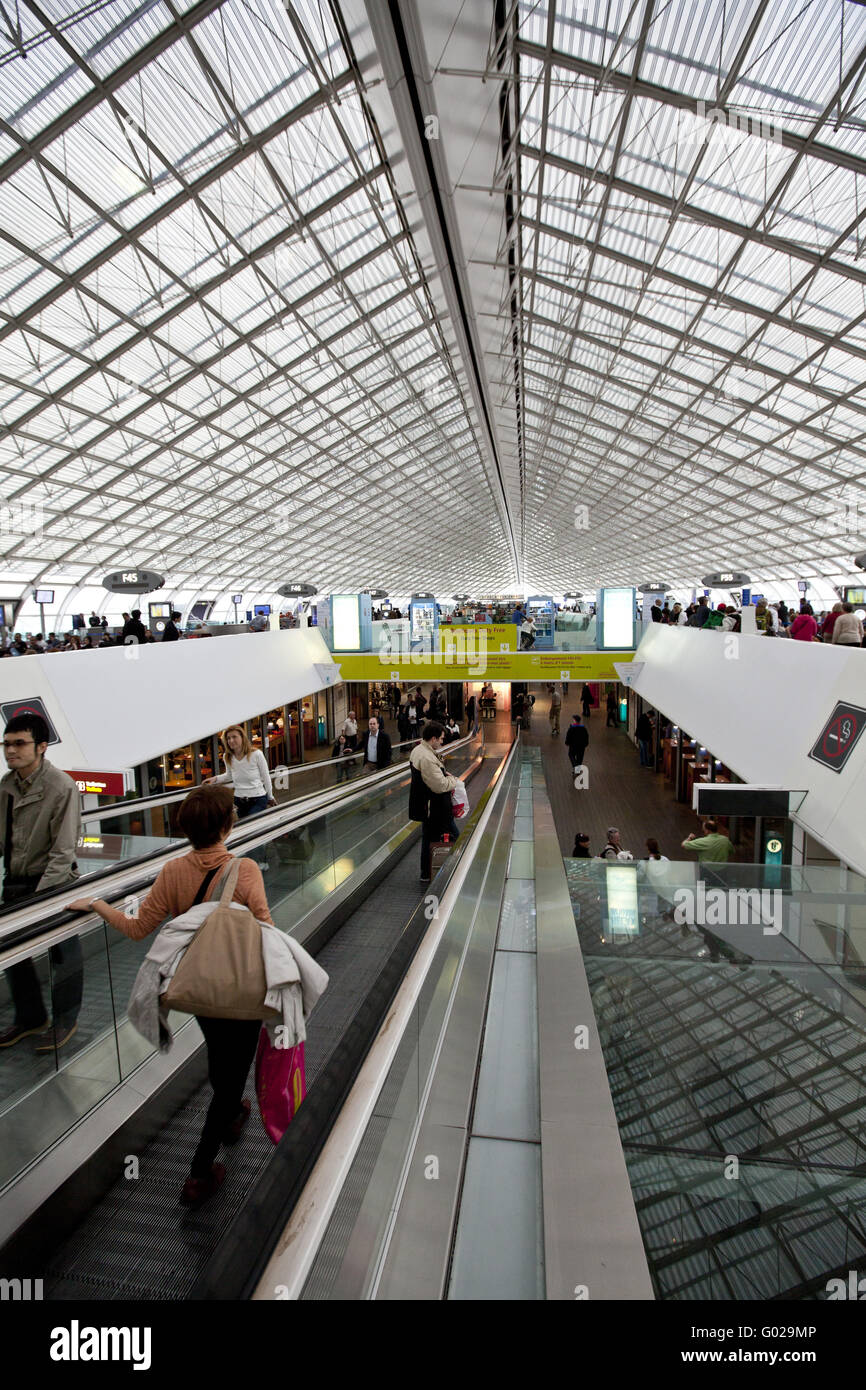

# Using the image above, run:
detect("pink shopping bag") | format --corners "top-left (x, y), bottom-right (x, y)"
top-left (255, 1026), bottom-right (306, 1144)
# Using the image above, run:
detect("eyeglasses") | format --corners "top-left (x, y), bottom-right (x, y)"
top-left (3, 739), bottom-right (35, 750)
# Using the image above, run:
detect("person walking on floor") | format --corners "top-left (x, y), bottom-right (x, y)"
top-left (466, 692), bottom-right (478, 736)
top-left (565, 713), bottom-right (589, 770)
top-left (580, 683), bottom-right (592, 718)
top-left (682, 819), bottom-right (733, 862)
top-left (606, 690), bottom-right (617, 727)
top-left (0, 713), bottom-right (84, 1051)
top-left (549, 687), bottom-right (562, 736)
top-left (341, 711), bottom-right (358, 749)
top-left (599, 827), bottom-right (631, 859)
top-left (635, 710), bottom-right (654, 767)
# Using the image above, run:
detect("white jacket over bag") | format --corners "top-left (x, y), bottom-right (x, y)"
top-left (128, 901), bottom-right (329, 1052)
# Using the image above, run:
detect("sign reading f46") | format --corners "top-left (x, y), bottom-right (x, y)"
top-left (809, 702), bottom-right (866, 773)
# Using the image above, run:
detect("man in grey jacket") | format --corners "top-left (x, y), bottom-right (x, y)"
top-left (0, 713), bottom-right (83, 1051)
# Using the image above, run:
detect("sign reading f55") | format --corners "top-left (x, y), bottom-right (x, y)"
top-left (809, 702), bottom-right (866, 773)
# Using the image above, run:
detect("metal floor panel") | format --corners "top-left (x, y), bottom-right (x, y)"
top-left (38, 757), bottom-right (499, 1301)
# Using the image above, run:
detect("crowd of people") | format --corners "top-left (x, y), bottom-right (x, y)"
top-left (1, 608), bottom-right (184, 655)
top-left (647, 595), bottom-right (865, 643)
top-left (570, 819), bottom-right (733, 864)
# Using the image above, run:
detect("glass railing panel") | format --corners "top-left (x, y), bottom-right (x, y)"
top-left (0, 922), bottom-right (123, 1190)
top-left (299, 740), bottom-right (518, 1297)
top-left (566, 859), bottom-right (866, 1299)
top-left (75, 831), bottom-right (185, 876)
top-left (0, 748), bottom-right (486, 1194)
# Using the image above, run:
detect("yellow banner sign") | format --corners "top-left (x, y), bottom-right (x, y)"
top-left (335, 650), bottom-right (634, 683)
top-left (444, 623), bottom-right (517, 652)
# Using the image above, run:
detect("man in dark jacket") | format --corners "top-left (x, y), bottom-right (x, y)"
top-left (162, 610), bottom-right (181, 641)
top-left (358, 716), bottom-right (392, 770)
top-left (565, 714), bottom-right (589, 768)
top-left (121, 609), bottom-right (147, 644)
top-left (635, 710), bottom-right (654, 766)
top-left (688, 596), bottom-right (710, 628)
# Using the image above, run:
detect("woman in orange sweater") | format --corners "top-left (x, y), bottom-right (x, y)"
top-left (70, 784), bottom-right (272, 1207)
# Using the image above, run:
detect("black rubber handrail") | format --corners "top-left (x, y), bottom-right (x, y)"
top-left (0, 738), bottom-right (479, 948)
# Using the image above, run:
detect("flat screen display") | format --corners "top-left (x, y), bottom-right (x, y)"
top-left (34, 589), bottom-right (54, 604)
top-left (411, 601), bottom-right (436, 639)
top-left (231, 593), bottom-right (242, 604)
top-left (149, 603), bottom-right (171, 619)
top-left (605, 864), bottom-right (640, 936)
top-left (254, 605), bottom-right (271, 616)
top-left (598, 587), bottom-right (635, 649)
top-left (332, 594), bottom-right (361, 650)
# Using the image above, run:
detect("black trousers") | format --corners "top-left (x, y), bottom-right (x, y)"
top-left (2, 877), bottom-right (83, 1029)
top-left (191, 1017), bottom-right (261, 1178)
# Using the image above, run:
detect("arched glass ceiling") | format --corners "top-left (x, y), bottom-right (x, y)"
top-left (0, 0), bottom-right (513, 603)
top-left (477, 0), bottom-right (866, 590)
top-left (1, 0), bottom-right (866, 604)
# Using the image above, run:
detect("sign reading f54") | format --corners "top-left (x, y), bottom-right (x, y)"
top-left (809, 702), bottom-right (866, 773)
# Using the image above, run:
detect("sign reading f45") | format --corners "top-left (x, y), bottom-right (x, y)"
top-left (809, 702), bottom-right (866, 773)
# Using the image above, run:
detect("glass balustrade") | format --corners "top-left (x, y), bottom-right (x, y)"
top-left (0, 733), bottom-right (483, 1195)
top-left (566, 859), bottom-right (866, 1300)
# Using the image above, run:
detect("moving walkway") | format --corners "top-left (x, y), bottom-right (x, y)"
top-left (0, 730), bottom-right (507, 1297)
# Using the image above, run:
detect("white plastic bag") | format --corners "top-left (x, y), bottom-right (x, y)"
top-left (451, 779), bottom-right (469, 819)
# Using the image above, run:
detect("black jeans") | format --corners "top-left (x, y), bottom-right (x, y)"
top-left (2, 877), bottom-right (83, 1029)
top-left (191, 1017), bottom-right (261, 1178)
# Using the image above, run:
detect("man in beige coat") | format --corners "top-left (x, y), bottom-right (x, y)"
top-left (0, 713), bottom-right (83, 1050)
top-left (409, 723), bottom-right (459, 882)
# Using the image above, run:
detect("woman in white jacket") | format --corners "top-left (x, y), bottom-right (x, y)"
top-left (208, 725), bottom-right (275, 818)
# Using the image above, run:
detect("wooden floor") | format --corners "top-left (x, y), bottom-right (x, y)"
top-left (521, 689), bottom-right (700, 860)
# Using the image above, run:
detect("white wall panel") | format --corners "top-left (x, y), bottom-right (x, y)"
top-left (0, 629), bottom-right (339, 772)
top-left (630, 625), bottom-right (866, 874)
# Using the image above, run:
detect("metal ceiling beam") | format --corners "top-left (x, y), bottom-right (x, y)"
top-left (514, 36), bottom-right (866, 181)
top-left (511, 262), bottom-right (866, 428)
top-left (0, 0), bottom-right (228, 186)
top-left (0, 68), bottom-right (357, 343)
top-left (517, 141), bottom-right (866, 288)
top-left (349, 0), bottom-right (521, 582)
top-left (517, 214), bottom-right (866, 367)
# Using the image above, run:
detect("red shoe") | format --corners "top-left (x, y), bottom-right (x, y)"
top-left (180, 1163), bottom-right (225, 1207)
top-left (222, 1099), bottom-right (251, 1145)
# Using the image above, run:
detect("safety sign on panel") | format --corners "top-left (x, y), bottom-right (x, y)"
top-left (808, 702), bottom-right (866, 773)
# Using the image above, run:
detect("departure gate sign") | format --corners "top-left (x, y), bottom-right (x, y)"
top-left (808, 702), bottom-right (866, 773)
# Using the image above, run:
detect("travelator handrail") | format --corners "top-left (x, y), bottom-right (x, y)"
top-left (190, 733), bottom-right (517, 1301)
top-left (78, 733), bottom-right (435, 824)
top-left (0, 733), bottom-right (483, 956)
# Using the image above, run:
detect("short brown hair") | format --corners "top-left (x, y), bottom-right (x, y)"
top-left (177, 784), bottom-right (235, 849)
top-left (422, 721), bottom-right (444, 741)
top-left (702, 818), bottom-right (718, 834)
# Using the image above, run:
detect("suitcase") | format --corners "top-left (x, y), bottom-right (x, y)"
top-left (430, 837), bottom-right (453, 873)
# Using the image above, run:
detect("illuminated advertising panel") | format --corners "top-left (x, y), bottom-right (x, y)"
top-left (605, 864), bottom-right (640, 937)
top-left (332, 594), bottom-right (361, 650)
top-left (598, 587), bottom-right (635, 649)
